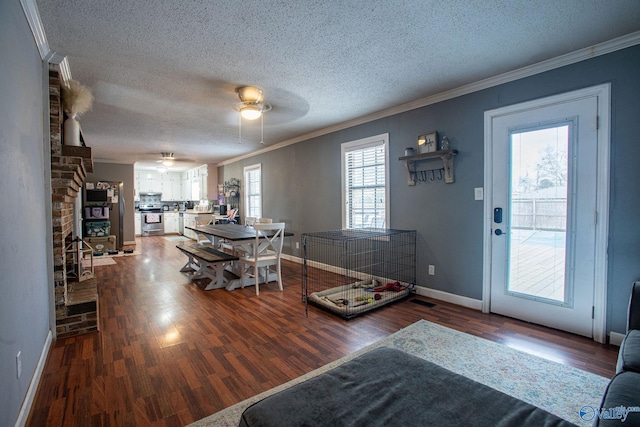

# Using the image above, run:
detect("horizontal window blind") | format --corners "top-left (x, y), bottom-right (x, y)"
top-left (244, 164), bottom-right (262, 219)
top-left (345, 143), bottom-right (386, 229)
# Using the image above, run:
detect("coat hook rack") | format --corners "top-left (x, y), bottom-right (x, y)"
top-left (399, 149), bottom-right (458, 185)
top-left (415, 169), bottom-right (444, 183)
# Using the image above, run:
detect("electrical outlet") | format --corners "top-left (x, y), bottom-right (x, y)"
top-left (16, 351), bottom-right (22, 379)
top-left (428, 265), bottom-right (435, 275)
top-left (296, 242), bottom-right (300, 249)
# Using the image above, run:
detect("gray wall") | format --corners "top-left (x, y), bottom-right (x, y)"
top-left (0, 1), bottom-right (51, 425)
top-left (221, 45), bottom-right (640, 336)
top-left (87, 162), bottom-right (136, 244)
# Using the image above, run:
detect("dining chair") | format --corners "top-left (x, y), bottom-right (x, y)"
top-left (194, 215), bottom-right (214, 243)
top-left (217, 208), bottom-right (238, 224)
top-left (227, 208), bottom-right (239, 223)
top-left (256, 217), bottom-right (272, 224)
top-left (239, 222), bottom-right (285, 296)
top-left (244, 216), bottom-right (257, 226)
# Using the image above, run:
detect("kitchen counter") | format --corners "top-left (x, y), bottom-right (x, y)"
top-left (182, 210), bottom-right (215, 215)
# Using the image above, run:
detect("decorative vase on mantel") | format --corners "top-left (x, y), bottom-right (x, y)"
top-left (64, 113), bottom-right (81, 146)
top-left (61, 79), bottom-right (93, 147)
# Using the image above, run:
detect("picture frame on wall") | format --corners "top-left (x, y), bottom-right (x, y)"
top-left (418, 131), bottom-right (438, 154)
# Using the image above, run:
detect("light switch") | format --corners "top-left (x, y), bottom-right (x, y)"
top-left (474, 187), bottom-right (484, 201)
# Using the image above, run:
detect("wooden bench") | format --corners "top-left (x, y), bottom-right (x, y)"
top-left (176, 243), bottom-right (239, 290)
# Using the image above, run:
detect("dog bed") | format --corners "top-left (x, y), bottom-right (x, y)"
top-left (307, 279), bottom-right (412, 318)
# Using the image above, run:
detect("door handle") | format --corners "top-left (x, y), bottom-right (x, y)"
top-left (495, 228), bottom-right (504, 236)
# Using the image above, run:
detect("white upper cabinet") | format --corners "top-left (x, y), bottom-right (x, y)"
top-left (136, 170), bottom-right (162, 193)
top-left (135, 170), bottom-right (183, 200)
top-left (187, 165), bottom-right (210, 201)
top-left (161, 173), bottom-right (182, 201)
top-left (134, 164), bottom-right (216, 202)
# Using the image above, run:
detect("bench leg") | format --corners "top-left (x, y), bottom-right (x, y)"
top-left (178, 247), bottom-right (238, 291)
top-left (180, 253), bottom-right (197, 272)
top-left (202, 261), bottom-right (233, 290)
top-left (191, 264), bottom-right (207, 281)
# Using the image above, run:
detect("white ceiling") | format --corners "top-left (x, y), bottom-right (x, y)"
top-left (36, 0), bottom-right (640, 171)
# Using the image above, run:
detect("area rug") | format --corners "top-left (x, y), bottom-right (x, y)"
top-left (164, 236), bottom-right (191, 242)
top-left (188, 320), bottom-right (609, 426)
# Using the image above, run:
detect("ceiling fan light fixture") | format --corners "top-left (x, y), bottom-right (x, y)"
top-left (240, 105), bottom-right (263, 120)
top-left (236, 86), bottom-right (264, 103)
top-left (160, 152), bottom-right (175, 166)
top-left (233, 86), bottom-right (272, 119)
top-left (233, 86), bottom-right (272, 144)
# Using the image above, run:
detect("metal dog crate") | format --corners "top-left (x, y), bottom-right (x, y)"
top-left (302, 229), bottom-right (416, 319)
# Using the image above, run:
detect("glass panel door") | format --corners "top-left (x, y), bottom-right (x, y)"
top-left (508, 126), bottom-right (569, 303)
top-left (488, 91), bottom-right (600, 338)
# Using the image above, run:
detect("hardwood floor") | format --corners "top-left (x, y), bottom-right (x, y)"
top-left (27, 236), bottom-right (619, 426)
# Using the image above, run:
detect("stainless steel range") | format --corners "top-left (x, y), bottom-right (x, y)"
top-left (139, 203), bottom-right (164, 236)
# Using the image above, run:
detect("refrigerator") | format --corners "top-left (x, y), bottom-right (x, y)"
top-left (84, 181), bottom-right (125, 251)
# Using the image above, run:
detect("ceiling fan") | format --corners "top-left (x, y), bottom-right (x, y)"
top-left (156, 152), bottom-right (194, 166)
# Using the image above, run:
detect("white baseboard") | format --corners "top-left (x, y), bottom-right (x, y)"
top-left (282, 253), bottom-right (301, 263)
top-left (15, 329), bottom-right (53, 427)
top-left (609, 331), bottom-right (625, 347)
top-left (414, 285), bottom-right (484, 311)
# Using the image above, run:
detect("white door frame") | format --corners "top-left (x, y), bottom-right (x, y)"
top-left (482, 84), bottom-right (610, 343)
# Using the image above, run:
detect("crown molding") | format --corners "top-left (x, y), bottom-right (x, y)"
top-left (21, 0), bottom-right (72, 83)
top-left (20, 0), bottom-right (48, 59)
top-left (218, 30), bottom-right (640, 167)
top-left (47, 53), bottom-right (72, 83)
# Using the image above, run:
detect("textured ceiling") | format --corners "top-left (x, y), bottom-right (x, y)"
top-left (36, 0), bottom-right (640, 171)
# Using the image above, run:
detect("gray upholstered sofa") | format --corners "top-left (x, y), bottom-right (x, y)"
top-left (594, 281), bottom-right (640, 426)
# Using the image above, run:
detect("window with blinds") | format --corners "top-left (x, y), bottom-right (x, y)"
top-left (244, 164), bottom-right (262, 219)
top-left (342, 134), bottom-right (389, 229)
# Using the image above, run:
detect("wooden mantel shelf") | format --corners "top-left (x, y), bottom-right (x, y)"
top-left (398, 149), bottom-right (458, 185)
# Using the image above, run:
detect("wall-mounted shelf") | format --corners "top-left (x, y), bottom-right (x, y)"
top-left (399, 149), bottom-right (458, 185)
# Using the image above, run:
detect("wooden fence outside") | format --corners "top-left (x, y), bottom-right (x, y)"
top-left (511, 198), bottom-right (566, 231)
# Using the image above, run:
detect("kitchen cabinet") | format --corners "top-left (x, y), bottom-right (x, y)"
top-left (172, 174), bottom-right (182, 200)
top-left (182, 172), bottom-right (191, 201)
top-left (198, 174), bottom-right (207, 201)
top-left (161, 172), bottom-right (182, 201)
top-left (136, 170), bottom-right (163, 193)
top-left (134, 213), bottom-right (141, 236)
top-left (187, 164), bottom-right (218, 201)
top-left (164, 212), bottom-right (179, 234)
top-left (183, 213), bottom-right (196, 240)
top-left (199, 165), bottom-right (208, 197)
top-left (135, 170), bottom-right (182, 201)
top-left (194, 165), bottom-right (208, 200)
top-left (134, 173), bottom-right (139, 198)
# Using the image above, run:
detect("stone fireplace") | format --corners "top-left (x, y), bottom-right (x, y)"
top-left (49, 64), bottom-right (98, 338)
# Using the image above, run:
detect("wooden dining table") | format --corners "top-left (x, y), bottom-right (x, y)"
top-left (184, 223), bottom-right (294, 290)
